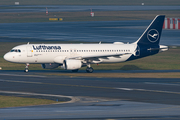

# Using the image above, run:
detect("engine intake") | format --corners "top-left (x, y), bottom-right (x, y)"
top-left (63, 59), bottom-right (82, 70)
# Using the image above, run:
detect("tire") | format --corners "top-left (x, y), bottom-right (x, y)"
top-left (24, 69), bottom-right (28, 73)
top-left (86, 67), bottom-right (94, 73)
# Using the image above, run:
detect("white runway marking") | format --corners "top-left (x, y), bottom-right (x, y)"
top-left (116, 88), bottom-right (133, 91)
top-left (116, 87), bottom-right (180, 94)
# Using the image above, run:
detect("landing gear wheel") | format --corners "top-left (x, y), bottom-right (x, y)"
top-left (72, 69), bottom-right (79, 72)
top-left (86, 67), bottom-right (94, 73)
top-left (24, 68), bottom-right (28, 73)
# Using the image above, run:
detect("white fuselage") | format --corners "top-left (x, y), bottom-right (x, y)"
top-left (4, 43), bottom-right (136, 64)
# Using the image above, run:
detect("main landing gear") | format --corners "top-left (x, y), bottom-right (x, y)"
top-left (24, 63), bottom-right (29, 73)
top-left (86, 64), bottom-right (94, 73)
top-left (86, 67), bottom-right (94, 73)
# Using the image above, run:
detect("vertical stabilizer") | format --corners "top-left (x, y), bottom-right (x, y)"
top-left (135, 15), bottom-right (165, 45)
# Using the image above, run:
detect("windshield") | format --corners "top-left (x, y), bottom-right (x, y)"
top-left (10, 49), bottom-right (21, 53)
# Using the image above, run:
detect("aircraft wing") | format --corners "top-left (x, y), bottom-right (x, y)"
top-left (68, 53), bottom-right (131, 61)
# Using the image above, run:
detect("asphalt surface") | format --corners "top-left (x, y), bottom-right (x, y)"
top-left (0, 5), bottom-right (180, 13)
top-left (0, 70), bottom-right (180, 119)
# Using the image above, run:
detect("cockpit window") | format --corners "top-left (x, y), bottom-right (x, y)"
top-left (10, 49), bottom-right (21, 53)
top-left (10, 50), bottom-right (14, 52)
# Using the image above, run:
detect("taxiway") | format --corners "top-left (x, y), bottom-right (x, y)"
top-left (0, 70), bottom-right (180, 119)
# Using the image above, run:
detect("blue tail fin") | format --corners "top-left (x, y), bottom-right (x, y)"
top-left (135, 15), bottom-right (165, 45)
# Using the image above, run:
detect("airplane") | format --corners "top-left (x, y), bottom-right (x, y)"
top-left (3, 15), bottom-right (168, 73)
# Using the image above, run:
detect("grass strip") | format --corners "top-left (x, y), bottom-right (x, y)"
top-left (0, 95), bottom-right (59, 108)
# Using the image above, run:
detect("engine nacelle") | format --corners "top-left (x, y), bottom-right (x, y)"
top-left (41, 63), bottom-right (59, 69)
top-left (63, 59), bottom-right (82, 70)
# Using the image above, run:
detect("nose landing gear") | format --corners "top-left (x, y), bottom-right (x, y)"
top-left (24, 63), bottom-right (29, 73)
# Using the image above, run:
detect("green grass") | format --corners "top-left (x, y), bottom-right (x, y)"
top-left (0, 95), bottom-right (59, 108)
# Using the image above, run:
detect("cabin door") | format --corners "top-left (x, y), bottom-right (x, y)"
top-left (27, 45), bottom-right (33, 57)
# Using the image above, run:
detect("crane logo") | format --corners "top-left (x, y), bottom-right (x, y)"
top-left (147, 29), bottom-right (159, 43)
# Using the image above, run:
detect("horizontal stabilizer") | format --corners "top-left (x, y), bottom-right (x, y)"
top-left (147, 45), bottom-right (168, 52)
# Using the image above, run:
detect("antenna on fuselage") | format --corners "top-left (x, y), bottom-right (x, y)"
top-left (27, 42), bottom-right (30, 44)
top-left (99, 41), bottom-right (101, 44)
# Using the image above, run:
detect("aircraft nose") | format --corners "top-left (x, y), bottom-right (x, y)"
top-left (3, 53), bottom-right (12, 62)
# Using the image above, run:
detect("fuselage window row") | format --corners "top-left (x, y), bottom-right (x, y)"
top-left (35, 49), bottom-right (130, 52)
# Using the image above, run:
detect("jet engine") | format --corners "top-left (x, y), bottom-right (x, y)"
top-left (41, 63), bottom-right (59, 69)
top-left (63, 59), bottom-right (82, 70)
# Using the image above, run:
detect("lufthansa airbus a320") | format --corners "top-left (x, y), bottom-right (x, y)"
top-left (4, 15), bottom-right (168, 73)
